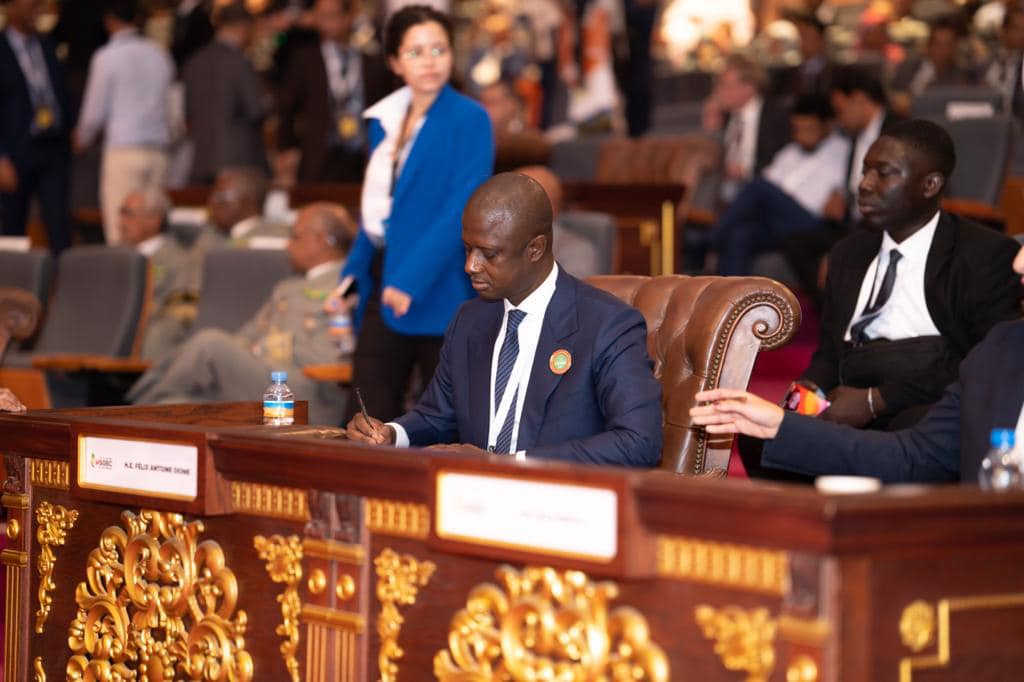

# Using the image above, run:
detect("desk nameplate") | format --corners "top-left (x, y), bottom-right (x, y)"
top-left (77, 435), bottom-right (198, 501)
top-left (429, 460), bottom-right (656, 578)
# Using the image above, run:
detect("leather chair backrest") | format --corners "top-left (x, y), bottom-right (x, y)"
top-left (194, 248), bottom-right (293, 333)
top-left (587, 274), bottom-right (801, 474)
top-left (939, 114), bottom-right (1014, 206)
top-left (0, 250), bottom-right (52, 309)
top-left (911, 86), bottom-right (1003, 119)
top-left (34, 246), bottom-right (148, 356)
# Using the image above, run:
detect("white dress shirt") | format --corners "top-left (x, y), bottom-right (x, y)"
top-left (763, 133), bottom-right (851, 215)
top-left (390, 263), bottom-right (560, 457)
top-left (136, 233), bottom-right (165, 257)
top-left (230, 215), bottom-right (262, 241)
top-left (844, 212), bottom-right (942, 342)
top-left (77, 28), bottom-right (174, 149)
top-left (360, 87), bottom-right (425, 246)
top-left (725, 95), bottom-right (763, 180)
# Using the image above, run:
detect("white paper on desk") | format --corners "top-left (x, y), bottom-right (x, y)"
top-left (0, 236), bottom-right (31, 251)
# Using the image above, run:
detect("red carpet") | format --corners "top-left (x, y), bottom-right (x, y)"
top-left (727, 293), bottom-right (819, 477)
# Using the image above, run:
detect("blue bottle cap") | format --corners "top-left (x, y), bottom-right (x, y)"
top-left (271, 371), bottom-right (288, 383)
top-left (990, 429), bottom-right (1015, 449)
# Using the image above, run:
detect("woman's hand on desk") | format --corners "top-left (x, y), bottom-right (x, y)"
top-left (382, 286), bottom-right (412, 318)
top-left (690, 389), bottom-right (783, 439)
top-left (346, 413), bottom-right (395, 445)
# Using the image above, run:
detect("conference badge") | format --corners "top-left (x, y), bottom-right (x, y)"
top-left (549, 349), bottom-right (572, 375)
top-left (35, 106), bottom-right (54, 130)
top-left (338, 113), bottom-right (360, 141)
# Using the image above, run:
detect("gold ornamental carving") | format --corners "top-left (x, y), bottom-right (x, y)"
top-left (376, 548), bottom-right (436, 682)
top-left (28, 458), bottom-right (70, 490)
top-left (34, 501), bottom-right (78, 633)
top-left (254, 534), bottom-right (304, 682)
top-left (434, 565), bottom-right (670, 681)
top-left (366, 498), bottom-right (430, 539)
top-left (656, 534), bottom-right (790, 596)
top-left (899, 600), bottom-right (935, 652)
top-left (898, 592), bottom-right (1024, 681)
top-left (34, 656), bottom-right (45, 682)
top-left (232, 482), bottom-right (310, 521)
top-left (695, 605), bottom-right (777, 682)
top-left (66, 509), bottom-right (253, 681)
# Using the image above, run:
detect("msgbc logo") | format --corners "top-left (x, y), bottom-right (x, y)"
top-left (89, 452), bottom-right (113, 470)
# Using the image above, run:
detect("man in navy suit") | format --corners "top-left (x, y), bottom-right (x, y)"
top-left (691, 244), bottom-right (1024, 484)
top-left (347, 173), bottom-right (663, 468)
top-left (0, 0), bottom-right (73, 253)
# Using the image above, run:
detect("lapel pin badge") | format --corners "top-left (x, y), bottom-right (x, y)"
top-left (549, 349), bottom-right (572, 375)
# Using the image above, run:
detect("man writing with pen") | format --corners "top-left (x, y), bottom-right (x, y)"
top-left (345, 172), bottom-right (663, 468)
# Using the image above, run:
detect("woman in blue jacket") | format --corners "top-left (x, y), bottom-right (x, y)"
top-left (334, 5), bottom-right (494, 421)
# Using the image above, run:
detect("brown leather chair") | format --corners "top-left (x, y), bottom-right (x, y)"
top-left (588, 274), bottom-right (800, 475)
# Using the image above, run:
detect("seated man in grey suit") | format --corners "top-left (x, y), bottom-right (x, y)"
top-left (203, 166), bottom-right (289, 248)
top-left (118, 188), bottom-right (206, 359)
top-left (128, 202), bottom-right (352, 425)
top-left (517, 165), bottom-right (615, 279)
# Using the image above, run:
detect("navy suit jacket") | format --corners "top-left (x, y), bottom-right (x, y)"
top-left (344, 85), bottom-right (494, 337)
top-left (764, 320), bottom-right (1024, 483)
top-left (395, 268), bottom-right (663, 467)
top-left (0, 31), bottom-right (72, 166)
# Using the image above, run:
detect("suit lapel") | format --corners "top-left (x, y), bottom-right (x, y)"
top-left (467, 300), bottom-right (503, 447)
top-left (517, 270), bottom-right (580, 450)
top-left (391, 85), bottom-right (451, 207)
top-left (922, 212), bottom-right (956, 342)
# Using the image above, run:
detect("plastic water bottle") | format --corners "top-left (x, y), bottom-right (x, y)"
top-left (263, 371), bottom-right (294, 426)
top-left (329, 311), bottom-right (356, 357)
top-left (978, 429), bottom-right (1022, 491)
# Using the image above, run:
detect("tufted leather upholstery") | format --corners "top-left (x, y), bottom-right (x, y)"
top-left (587, 275), bottom-right (801, 475)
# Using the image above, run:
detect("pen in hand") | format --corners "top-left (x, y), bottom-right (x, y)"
top-left (354, 387), bottom-right (384, 443)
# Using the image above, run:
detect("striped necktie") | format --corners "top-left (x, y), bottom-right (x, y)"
top-left (850, 249), bottom-right (902, 343)
top-left (493, 309), bottom-right (526, 453)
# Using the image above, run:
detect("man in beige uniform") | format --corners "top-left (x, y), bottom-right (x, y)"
top-left (204, 166), bottom-right (289, 248)
top-left (119, 189), bottom-right (205, 359)
top-left (128, 202), bottom-right (352, 424)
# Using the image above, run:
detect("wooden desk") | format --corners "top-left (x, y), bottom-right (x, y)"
top-left (2, 403), bottom-right (1023, 681)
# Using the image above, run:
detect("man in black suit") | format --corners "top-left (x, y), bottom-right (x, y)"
top-left (701, 54), bottom-right (790, 201)
top-left (183, 2), bottom-right (270, 185)
top-left (709, 123), bottom-right (1024, 484)
top-left (795, 120), bottom-right (1022, 435)
top-left (0, 0), bottom-right (73, 253)
top-left (276, 0), bottom-right (393, 184)
top-left (782, 64), bottom-right (900, 301)
top-left (775, 10), bottom-right (834, 99)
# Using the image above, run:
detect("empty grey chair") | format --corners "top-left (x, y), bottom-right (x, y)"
top-left (550, 137), bottom-right (608, 182)
top-left (649, 101), bottom-right (705, 135)
top-left (0, 250), bottom-right (52, 308)
top-left (556, 210), bottom-right (618, 277)
top-left (911, 87), bottom-right (1003, 119)
top-left (940, 114), bottom-right (1014, 205)
top-left (34, 246), bottom-right (148, 357)
top-left (193, 248), bottom-right (293, 333)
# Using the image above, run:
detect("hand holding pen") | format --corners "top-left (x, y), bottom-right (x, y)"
top-left (345, 387), bottom-right (396, 445)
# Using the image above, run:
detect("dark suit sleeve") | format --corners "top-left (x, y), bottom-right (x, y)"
top-left (393, 309), bottom-right (462, 445)
top-left (276, 50), bottom-right (304, 151)
top-left (763, 376), bottom-right (962, 483)
top-left (237, 55), bottom-right (268, 124)
top-left (800, 244), bottom-right (844, 391)
top-left (527, 307), bottom-right (663, 467)
top-left (876, 231), bottom-right (1023, 413)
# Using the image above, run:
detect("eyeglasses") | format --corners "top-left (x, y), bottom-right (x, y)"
top-left (400, 45), bottom-right (449, 61)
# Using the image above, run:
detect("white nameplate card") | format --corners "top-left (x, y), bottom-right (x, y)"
top-left (435, 472), bottom-right (618, 562)
top-left (78, 435), bottom-right (199, 501)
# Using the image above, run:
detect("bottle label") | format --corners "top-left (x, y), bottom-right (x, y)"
top-left (263, 399), bottom-right (295, 421)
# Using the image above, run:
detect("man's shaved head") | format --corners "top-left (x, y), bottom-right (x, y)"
top-left (462, 173), bottom-right (557, 305)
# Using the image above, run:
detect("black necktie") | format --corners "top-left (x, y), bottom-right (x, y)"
top-left (850, 249), bottom-right (902, 343)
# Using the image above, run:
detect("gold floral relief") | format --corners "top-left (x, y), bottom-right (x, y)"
top-left (695, 605), bottom-right (777, 682)
top-left (65, 509), bottom-right (252, 681)
top-left (254, 534), bottom-right (304, 682)
top-left (434, 565), bottom-right (669, 681)
top-left (375, 548), bottom-right (436, 682)
top-left (34, 501), bottom-right (78, 634)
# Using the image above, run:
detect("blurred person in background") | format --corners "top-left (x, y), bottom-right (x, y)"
top-left (982, 2), bottom-right (1024, 116)
top-left (0, 0), bottom-right (73, 254)
top-left (889, 16), bottom-right (973, 117)
top-left (276, 0), bottom-right (394, 185)
top-left (330, 5), bottom-right (494, 423)
top-left (183, 1), bottom-right (271, 185)
top-left (204, 166), bottom-right (288, 246)
top-left (75, 0), bottom-right (174, 246)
